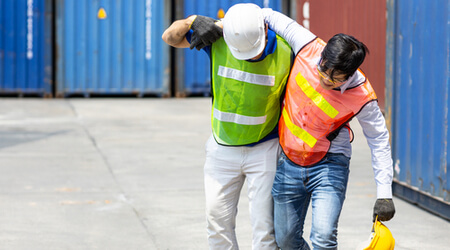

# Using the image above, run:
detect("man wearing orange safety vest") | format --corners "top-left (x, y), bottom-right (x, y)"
top-left (262, 9), bottom-right (396, 249)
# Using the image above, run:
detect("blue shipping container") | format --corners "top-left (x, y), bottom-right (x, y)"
top-left (175, 0), bottom-right (284, 96)
top-left (0, 0), bottom-right (53, 97)
top-left (56, 0), bottom-right (170, 97)
top-left (386, 0), bottom-right (450, 220)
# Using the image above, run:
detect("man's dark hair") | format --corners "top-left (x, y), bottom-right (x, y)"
top-left (320, 33), bottom-right (369, 82)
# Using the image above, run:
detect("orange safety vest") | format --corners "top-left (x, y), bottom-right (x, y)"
top-left (279, 38), bottom-right (377, 166)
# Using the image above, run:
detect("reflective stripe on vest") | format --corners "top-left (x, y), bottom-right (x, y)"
top-left (280, 38), bottom-right (377, 166)
top-left (213, 108), bottom-right (267, 125)
top-left (295, 73), bottom-right (339, 119)
top-left (282, 108), bottom-right (317, 148)
top-left (211, 35), bottom-right (292, 146)
top-left (218, 66), bottom-right (275, 87)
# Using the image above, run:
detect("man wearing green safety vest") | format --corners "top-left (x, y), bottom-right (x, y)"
top-left (162, 3), bottom-right (293, 249)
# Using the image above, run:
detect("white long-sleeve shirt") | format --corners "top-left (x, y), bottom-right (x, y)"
top-left (263, 8), bottom-right (393, 199)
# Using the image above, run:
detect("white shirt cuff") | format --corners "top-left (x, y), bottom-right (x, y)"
top-left (377, 184), bottom-right (393, 198)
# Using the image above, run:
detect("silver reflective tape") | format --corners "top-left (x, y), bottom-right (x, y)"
top-left (213, 108), bottom-right (267, 125)
top-left (218, 66), bottom-right (275, 86)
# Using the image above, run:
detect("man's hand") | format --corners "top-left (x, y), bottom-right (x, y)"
top-left (189, 15), bottom-right (223, 50)
top-left (373, 198), bottom-right (395, 222)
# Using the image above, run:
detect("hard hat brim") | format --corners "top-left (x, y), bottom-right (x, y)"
top-left (228, 37), bottom-right (265, 60)
top-left (361, 220), bottom-right (395, 250)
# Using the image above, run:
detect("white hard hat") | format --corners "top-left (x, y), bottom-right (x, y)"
top-left (223, 3), bottom-right (266, 60)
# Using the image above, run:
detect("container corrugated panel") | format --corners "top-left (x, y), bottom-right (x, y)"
top-left (175, 0), bottom-right (283, 97)
top-left (56, 0), bottom-right (170, 97)
top-left (386, 0), bottom-right (449, 220)
top-left (0, 0), bottom-right (52, 97)
top-left (296, 0), bottom-right (386, 111)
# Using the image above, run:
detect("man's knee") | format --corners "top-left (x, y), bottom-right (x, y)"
top-left (311, 228), bottom-right (337, 249)
top-left (275, 229), bottom-right (311, 250)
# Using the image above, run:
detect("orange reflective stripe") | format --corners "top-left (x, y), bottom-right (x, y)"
top-left (295, 73), bottom-right (339, 119)
top-left (282, 108), bottom-right (317, 148)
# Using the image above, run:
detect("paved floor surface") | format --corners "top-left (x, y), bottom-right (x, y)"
top-left (0, 98), bottom-right (448, 249)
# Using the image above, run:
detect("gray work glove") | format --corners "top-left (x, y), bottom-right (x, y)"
top-left (189, 15), bottom-right (223, 50)
top-left (373, 198), bottom-right (395, 222)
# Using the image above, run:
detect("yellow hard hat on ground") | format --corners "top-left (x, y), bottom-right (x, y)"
top-left (357, 217), bottom-right (395, 250)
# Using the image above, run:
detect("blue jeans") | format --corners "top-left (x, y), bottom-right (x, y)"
top-left (272, 151), bottom-right (350, 250)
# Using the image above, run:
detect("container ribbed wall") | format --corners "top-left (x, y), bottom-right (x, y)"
top-left (386, 0), bottom-right (449, 220)
top-left (0, 0), bottom-right (52, 97)
top-left (56, 0), bottom-right (170, 97)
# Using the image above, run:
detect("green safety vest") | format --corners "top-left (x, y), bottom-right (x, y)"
top-left (210, 35), bottom-right (292, 146)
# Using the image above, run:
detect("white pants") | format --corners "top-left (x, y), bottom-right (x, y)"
top-left (204, 135), bottom-right (280, 250)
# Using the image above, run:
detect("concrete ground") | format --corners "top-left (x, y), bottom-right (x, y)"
top-left (0, 98), bottom-right (448, 250)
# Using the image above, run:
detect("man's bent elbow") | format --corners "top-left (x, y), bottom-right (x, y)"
top-left (161, 31), bottom-right (172, 45)
top-left (162, 30), bottom-right (187, 47)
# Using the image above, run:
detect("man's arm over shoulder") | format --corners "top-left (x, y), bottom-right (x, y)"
top-left (162, 15), bottom-right (197, 48)
top-left (261, 8), bottom-right (316, 54)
